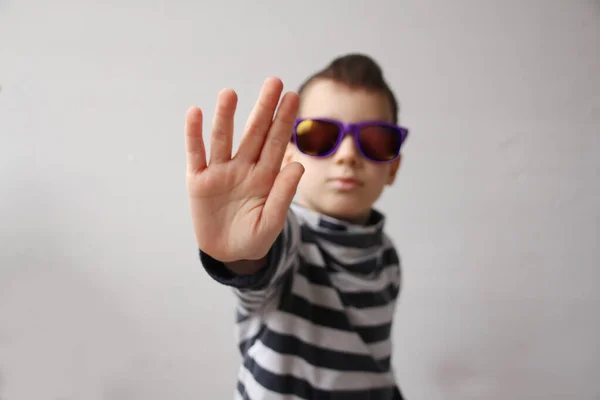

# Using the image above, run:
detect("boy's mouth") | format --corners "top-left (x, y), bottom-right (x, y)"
top-left (329, 177), bottom-right (362, 190)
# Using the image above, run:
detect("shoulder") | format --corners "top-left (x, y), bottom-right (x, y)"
top-left (381, 230), bottom-right (400, 255)
top-left (380, 231), bottom-right (402, 277)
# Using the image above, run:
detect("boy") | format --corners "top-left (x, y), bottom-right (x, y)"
top-left (184, 54), bottom-right (409, 399)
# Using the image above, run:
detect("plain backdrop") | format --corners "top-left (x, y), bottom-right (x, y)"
top-left (1, 0), bottom-right (599, 399)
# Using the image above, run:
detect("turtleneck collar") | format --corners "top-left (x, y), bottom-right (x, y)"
top-left (290, 202), bottom-right (386, 244)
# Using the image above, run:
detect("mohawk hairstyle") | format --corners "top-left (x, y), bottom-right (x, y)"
top-left (297, 53), bottom-right (400, 123)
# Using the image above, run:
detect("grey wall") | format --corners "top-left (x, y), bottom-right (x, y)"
top-left (1, 0), bottom-right (599, 399)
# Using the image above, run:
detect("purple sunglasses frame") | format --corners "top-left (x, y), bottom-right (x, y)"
top-left (291, 117), bottom-right (410, 162)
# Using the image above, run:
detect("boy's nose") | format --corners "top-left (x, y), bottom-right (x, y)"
top-left (334, 135), bottom-right (361, 166)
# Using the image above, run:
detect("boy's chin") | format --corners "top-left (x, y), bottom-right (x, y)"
top-left (317, 199), bottom-right (374, 224)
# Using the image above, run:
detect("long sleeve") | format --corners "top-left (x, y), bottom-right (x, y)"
top-left (199, 208), bottom-right (301, 313)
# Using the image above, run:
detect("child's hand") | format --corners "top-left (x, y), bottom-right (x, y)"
top-left (185, 77), bottom-right (304, 264)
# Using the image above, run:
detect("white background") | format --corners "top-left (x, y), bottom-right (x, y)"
top-left (1, 0), bottom-right (599, 398)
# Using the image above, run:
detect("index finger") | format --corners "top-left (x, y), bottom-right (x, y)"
top-left (257, 91), bottom-right (300, 171)
top-left (185, 106), bottom-right (207, 175)
top-left (234, 77), bottom-right (284, 163)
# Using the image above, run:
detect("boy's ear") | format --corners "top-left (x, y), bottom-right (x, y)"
top-left (386, 154), bottom-right (402, 185)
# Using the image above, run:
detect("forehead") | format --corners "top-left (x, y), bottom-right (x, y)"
top-left (298, 79), bottom-right (392, 123)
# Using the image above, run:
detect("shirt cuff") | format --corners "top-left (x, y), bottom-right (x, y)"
top-left (199, 232), bottom-right (283, 290)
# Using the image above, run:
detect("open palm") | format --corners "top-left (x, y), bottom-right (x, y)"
top-left (185, 77), bottom-right (304, 263)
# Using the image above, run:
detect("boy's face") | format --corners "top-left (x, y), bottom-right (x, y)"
top-left (283, 79), bottom-right (401, 224)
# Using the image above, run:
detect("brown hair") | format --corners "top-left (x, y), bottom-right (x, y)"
top-left (297, 53), bottom-right (400, 123)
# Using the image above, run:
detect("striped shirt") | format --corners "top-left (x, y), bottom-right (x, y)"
top-left (200, 202), bottom-right (404, 399)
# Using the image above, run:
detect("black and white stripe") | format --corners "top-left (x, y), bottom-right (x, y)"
top-left (201, 203), bottom-right (403, 399)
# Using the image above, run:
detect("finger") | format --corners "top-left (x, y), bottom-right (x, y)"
top-left (262, 161), bottom-right (304, 231)
top-left (257, 91), bottom-right (300, 171)
top-left (209, 88), bottom-right (237, 164)
top-left (185, 106), bottom-right (207, 175)
top-left (234, 77), bottom-right (284, 163)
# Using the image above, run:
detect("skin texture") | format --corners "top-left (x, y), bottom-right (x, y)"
top-left (284, 79), bottom-right (401, 224)
top-left (185, 77), bottom-right (304, 274)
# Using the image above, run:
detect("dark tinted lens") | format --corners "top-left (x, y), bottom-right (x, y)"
top-left (295, 120), bottom-right (341, 156)
top-left (357, 124), bottom-right (402, 161)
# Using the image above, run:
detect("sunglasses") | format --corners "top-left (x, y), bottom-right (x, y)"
top-left (291, 118), bottom-right (409, 162)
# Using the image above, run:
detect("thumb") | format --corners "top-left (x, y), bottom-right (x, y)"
top-left (262, 161), bottom-right (304, 231)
